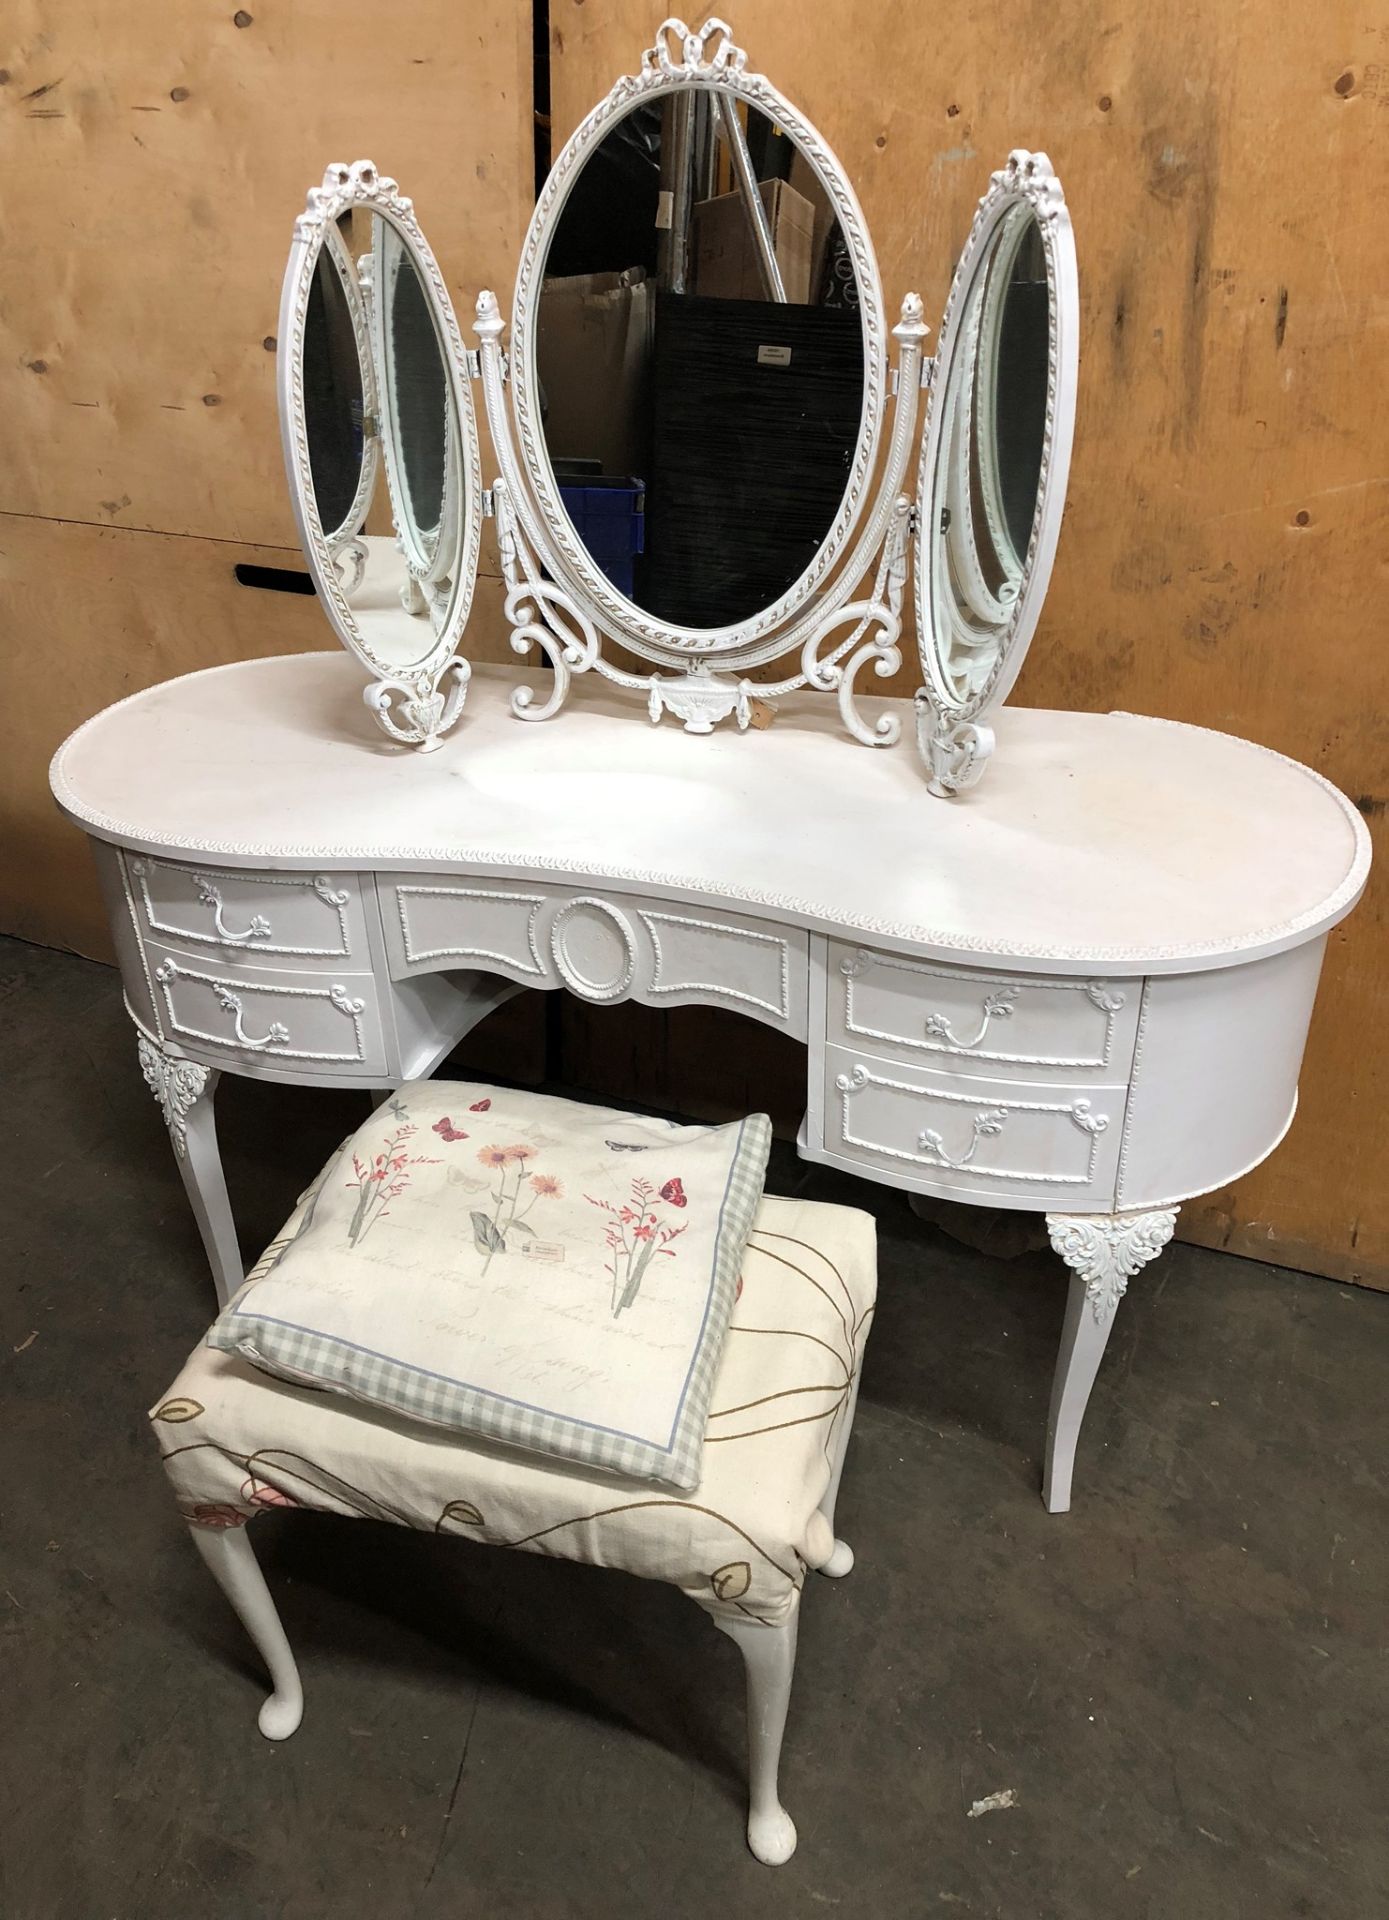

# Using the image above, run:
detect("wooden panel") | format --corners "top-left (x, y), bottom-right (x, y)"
top-left (0, 0), bottom-right (530, 546)
top-left (548, 2), bottom-right (1388, 1285)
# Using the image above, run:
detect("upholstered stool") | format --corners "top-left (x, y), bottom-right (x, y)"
top-left (153, 1183), bottom-right (876, 1864)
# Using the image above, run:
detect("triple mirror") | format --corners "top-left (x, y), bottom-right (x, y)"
top-left (276, 22), bottom-right (1078, 791)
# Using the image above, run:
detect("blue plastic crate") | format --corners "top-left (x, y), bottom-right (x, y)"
top-left (558, 476), bottom-right (645, 596)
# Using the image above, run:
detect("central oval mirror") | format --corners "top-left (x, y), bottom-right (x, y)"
top-left (280, 162), bottom-right (483, 746)
top-left (517, 65), bottom-right (885, 656)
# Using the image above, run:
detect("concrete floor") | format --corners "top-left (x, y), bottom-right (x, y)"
top-left (3, 931), bottom-right (1386, 1920)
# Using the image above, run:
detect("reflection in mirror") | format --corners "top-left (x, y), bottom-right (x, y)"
top-left (380, 221), bottom-right (450, 564)
top-left (303, 236), bottom-right (366, 542)
top-left (535, 88), bottom-right (865, 630)
top-left (931, 203), bottom-right (1050, 703)
top-left (297, 208), bottom-right (466, 671)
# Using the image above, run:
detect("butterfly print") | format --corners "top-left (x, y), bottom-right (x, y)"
top-left (659, 1178), bottom-right (687, 1208)
top-left (606, 1140), bottom-right (651, 1153)
top-left (469, 1097), bottom-right (491, 1112)
top-left (432, 1117), bottom-right (470, 1142)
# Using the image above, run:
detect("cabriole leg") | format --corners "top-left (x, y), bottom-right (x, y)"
top-left (816, 1364), bottom-right (862, 1578)
top-left (187, 1523), bottom-right (304, 1740)
top-left (137, 1032), bottom-right (242, 1307)
top-left (710, 1604), bottom-right (800, 1866)
top-left (1043, 1209), bottom-right (1179, 1513)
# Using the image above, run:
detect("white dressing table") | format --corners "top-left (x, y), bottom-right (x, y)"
top-left (51, 651), bottom-right (1369, 1511)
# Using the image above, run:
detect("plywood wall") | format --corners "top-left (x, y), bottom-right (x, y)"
top-left (547, 0), bottom-right (1389, 1287)
top-left (2, 2), bottom-right (1384, 1284)
top-left (0, 0), bottom-right (531, 949)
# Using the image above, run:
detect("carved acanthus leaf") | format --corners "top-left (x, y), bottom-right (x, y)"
top-left (137, 1034), bottom-right (210, 1159)
top-left (1046, 1209), bottom-right (1179, 1322)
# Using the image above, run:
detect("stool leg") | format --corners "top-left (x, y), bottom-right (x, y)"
top-left (817, 1366), bottom-right (862, 1578)
top-left (188, 1524), bottom-right (304, 1741)
top-left (711, 1605), bottom-right (800, 1866)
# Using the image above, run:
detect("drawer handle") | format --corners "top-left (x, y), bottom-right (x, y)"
top-left (211, 984), bottom-right (289, 1050)
top-left (923, 987), bottom-right (1018, 1050)
top-left (918, 1107), bottom-right (1008, 1169)
top-left (193, 877), bottom-right (271, 945)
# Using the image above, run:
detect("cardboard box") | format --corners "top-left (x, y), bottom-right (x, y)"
top-left (535, 267), bottom-right (654, 479)
top-left (692, 177), bottom-right (815, 306)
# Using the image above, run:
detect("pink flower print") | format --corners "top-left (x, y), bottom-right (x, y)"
top-left (345, 1122), bottom-right (439, 1246)
top-left (587, 1173), bottom-right (689, 1315)
top-left (240, 1478), bottom-right (299, 1510)
top-left (181, 1503), bottom-right (250, 1530)
top-left (503, 1144), bottom-right (535, 1165)
top-left (530, 1173), bottom-right (562, 1198)
top-left (477, 1145), bottom-right (511, 1169)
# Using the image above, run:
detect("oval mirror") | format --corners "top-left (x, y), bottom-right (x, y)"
top-left (279, 161), bottom-right (482, 749)
top-left (913, 151), bottom-right (1078, 795)
top-left (511, 25), bottom-right (887, 666)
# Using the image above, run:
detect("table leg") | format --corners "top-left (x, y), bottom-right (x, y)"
top-left (1042, 1208), bottom-right (1178, 1513)
top-left (137, 1032), bottom-right (243, 1308)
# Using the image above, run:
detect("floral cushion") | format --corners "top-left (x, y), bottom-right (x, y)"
top-left (156, 1192), bottom-right (877, 1625)
top-left (206, 1081), bottom-right (772, 1491)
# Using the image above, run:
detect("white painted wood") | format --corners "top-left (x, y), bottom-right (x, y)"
top-left (1043, 1210), bottom-right (1178, 1512)
top-left (51, 656), bottom-right (1368, 976)
top-left (54, 653), bottom-right (1369, 1507)
top-left (710, 1605), bottom-right (801, 1866)
top-left (1116, 940), bottom-right (1326, 1210)
top-left (381, 872), bottom-right (809, 1036)
top-left (817, 1043), bottom-right (1126, 1207)
top-left (124, 855), bottom-right (369, 966)
top-left (144, 942), bottom-right (386, 1076)
top-left (828, 942), bottom-right (1140, 1081)
top-left (136, 1033), bottom-right (243, 1306)
top-left (188, 1525), bottom-right (304, 1740)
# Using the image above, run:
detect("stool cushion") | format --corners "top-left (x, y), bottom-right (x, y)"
top-left (153, 1193), bottom-right (876, 1626)
top-left (206, 1081), bottom-right (772, 1491)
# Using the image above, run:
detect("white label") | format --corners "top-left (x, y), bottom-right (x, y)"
top-left (523, 1241), bottom-right (566, 1264)
top-left (655, 189), bottom-right (674, 231)
top-left (757, 344), bottom-right (793, 367)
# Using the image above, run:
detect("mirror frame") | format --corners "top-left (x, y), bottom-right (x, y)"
top-left (912, 150), bottom-right (1079, 795)
top-left (277, 160), bottom-right (483, 750)
top-left (312, 222), bottom-right (381, 571)
top-left (506, 16), bottom-right (890, 670)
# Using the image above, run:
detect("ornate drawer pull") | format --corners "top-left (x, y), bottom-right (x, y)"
top-left (193, 876), bottom-right (271, 945)
top-left (211, 984), bottom-right (289, 1049)
top-left (917, 1107), bottom-right (1008, 1169)
top-left (923, 986), bottom-right (1018, 1050)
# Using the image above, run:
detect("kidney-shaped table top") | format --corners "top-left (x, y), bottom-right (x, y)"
top-left (51, 653), bottom-right (1370, 978)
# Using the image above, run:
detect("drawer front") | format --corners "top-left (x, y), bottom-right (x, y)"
top-left (125, 855), bottom-right (369, 966)
top-left (382, 874), bottom-right (809, 1038)
top-left (146, 942), bottom-right (385, 1074)
top-left (828, 943), bottom-right (1141, 1081)
top-left (821, 1043), bottom-right (1124, 1206)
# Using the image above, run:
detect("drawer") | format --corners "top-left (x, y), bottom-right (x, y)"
top-left (820, 1043), bottom-right (1125, 1206)
top-left (381, 873), bottom-right (809, 1038)
top-left (124, 855), bottom-right (369, 966)
top-left (146, 942), bottom-right (385, 1074)
top-left (827, 943), bottom-right (1140, 1081)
